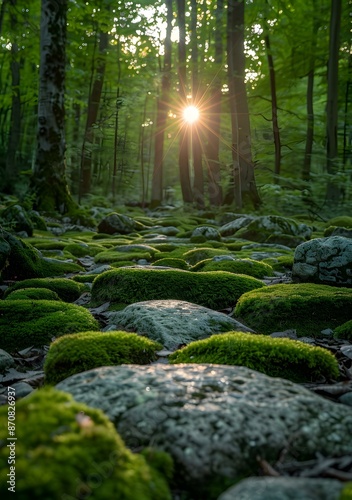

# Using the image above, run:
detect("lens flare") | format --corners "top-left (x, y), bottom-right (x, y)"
top-left (183, 105), bottom-right (200, 124)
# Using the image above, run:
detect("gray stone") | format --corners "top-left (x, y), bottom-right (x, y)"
top-left (191, 226), bottom-right (221, 242)
top-left (338, 392), bottom-right (352, 406)
top-left (217, 477), bottom-right (343, 500)
top-left (150, 226), bottom-right (179, 236)
top-left (105, 299), bottom-right (253, 349)
top-left (86, 264), bottom-right (112, 275)
top-left (11, 381), bottom-right (34, 399)
top-left (219, 216), bottom-right (254, 237)
top-left (330, 227), bottom-right (352, 239)
top-left (97, 213), bottom-right (144, 235)
top-left (212, 255), bottom-right (236, 262)
top-left (292, 236), bottom-right (352, 286)
top-left (57, 364), bottom-right (352, 487)
top-left (0, 349), bottom-right (15, 373)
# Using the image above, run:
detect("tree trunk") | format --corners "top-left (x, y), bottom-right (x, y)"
top-left (263, 4), bottom-right (281, 184)
top-left (32, 0), bottom-right (74, 214)
top-left (5, 0), bottom-right (21, 192)
top-left (79, 30), bottom-right (108, 199)
top-left (177, 0), bottom-right (193, 203)
top-left (206, 0), bottom-right (223, 206)
top-left (326, 0), bottom-right (342, 203)
top-left (190, 0), bottom-right (204, 208)
top-left (150, 0), bottom-right (172, 208)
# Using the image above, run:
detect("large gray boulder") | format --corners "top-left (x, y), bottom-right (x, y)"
top-left (105, 299), bottom-right (254, 349)
top-left (292, 236), bottom-right (352, 286)
top-left (217, 477), bottom-right (343, 500)
top-left (57, 364), bottom-right (352, 492)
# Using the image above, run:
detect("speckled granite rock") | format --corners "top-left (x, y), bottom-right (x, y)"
top-left (217, 477), bottom-right (343, 500)
top-left (56, 364), bottom-right (352, 489)
top-left (105, 300), bottom-right (254, 349)
top-left (292, 236), bottom-right (352, 286)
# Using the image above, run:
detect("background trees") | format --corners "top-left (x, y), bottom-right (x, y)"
top-left (0, 0), bottom-right (350, 214)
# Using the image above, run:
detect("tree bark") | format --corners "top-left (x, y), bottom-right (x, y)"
top-left (151, 0), bottom-right (172, 208)
top-left (32, 0), bottom-right (74, 214)
top-left (79, 30), bottom-right (108, 198)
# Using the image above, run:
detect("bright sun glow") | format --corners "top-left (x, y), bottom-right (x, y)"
top-left (183, 105), bottom-right (200, 124)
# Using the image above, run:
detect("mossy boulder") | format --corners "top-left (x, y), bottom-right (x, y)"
top-left (334, 320), bottom-right (352, 341)
top-left (94, 250), bottom-right (153, 264)
top-left (169, 332), bottom-right (339, 383)
top-left (182, 247), bottom-right (231, 266)
top-left (44, 331), bottom-right (163, 385)
top-left (97, 212), bottom-right (145, 235)
top-left (0, 230), bottom-right (83, 280)
top-left (235, 283), bottom-right (352, 337)
top-left (190, 226), bottom-right (221, 243)
top-left (63, 242), bottom-right (103, 257)
top-left (5, 287), bottom-right (61, 301)
top-left (326, 216), bottom-right (352, 228)
top-left (4, 278), bottom-right (86, 302)
top-left (192, 258), bottom-right (273, 279)
top-left (0, 300), bottom-right (99, 351)
top-left (152, 258), bottom-right (189, 270)
top-left (91, 267), bottom-right (264, 310)
top-left (1, 204), bottom-right (34, 236)
top-left (0, 388), bottom-right (172, 499)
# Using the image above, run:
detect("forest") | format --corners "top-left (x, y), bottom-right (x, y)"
top-left (0, 1), bottom-right (352, 500)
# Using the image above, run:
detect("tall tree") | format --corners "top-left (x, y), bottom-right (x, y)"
top-left (226, 0), bottom-right (261, 209)
top-left (177, 0), bottom-right (193, 203)
top-left (32, 0), bottom-right (75, 213)
top-left (150, 0), bottom-right (172, 208)
top-left (326, 0), bottom-right (342, 203)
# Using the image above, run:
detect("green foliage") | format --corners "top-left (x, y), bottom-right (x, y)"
top-left (4, 278), bottom-right (86, 302)
top-left (91, 267), bottom-right (264, 310)
top-left (5, 287), bottom-right (61, 301)
top-left (44, 330), bottom-right (163, 384)
top-left (341, 483), bottom-right (352, 500)
top-left (0, 388), bottom-right (172, 499)
top-left (235, 283), bottom-right (352, 337)
top-left (191, 258), bottom-right (273, 278)
top-left (169, 331), bottom-right (339, 383)
top-left (152, 258), bottom-right (189, 270)
top-left (0, 300), bottom-right (99, 351)
top-left (334, 320), bottom-right (352, 341)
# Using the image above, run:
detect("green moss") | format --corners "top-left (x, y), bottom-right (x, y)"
top-left (4, 278), bottom-right (86, 302)
top-left (0, 388), bottom-right (172, 500)
top-left (191, 258), bottom-right (273, 278)
top-left (262, 255), bottom-right (294, 272)
top-left (334, 320), bottom-right (352, 341)
top-left (28, 239), bottom-right (67, 250)
top-left (0, 300), bottom-right (99, 351)
top-left (5, 287), bottom-right (61, 301)
top-left (182, 247), bottom-right (232, 265)
top-left (341, 482), bottom-right (352, 499)
top-left (44, 330), bottom-right (163, 384)
top-left (1, 231), bottom-right (83, 280)
top-left (95, 250), bottom-right (152, 264)
top-left (91, 268), bottom-right (264, 310)
top-left (72, 274), bottom-right (96, 283)
top-left (152, 258), bottom-right (189, 270)
top-left (235, 283), bottom-right (352, 337)
top-left (63, 243), bottom-right (103, 257)
top-left (169, 331), bottom-right (339, 383)
top-left (326, 216), bottom-right (352, 228)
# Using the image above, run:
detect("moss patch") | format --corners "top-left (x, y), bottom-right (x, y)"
top-left (0, 300), bottom-right (99, 351)
top-left (91, 268), bottom-right (264, 310)
top-left (152, 258), bottom-right (189, 270)
top-left (95, 250), bottom-right (153, 264)
top-left (169, 332), bottom-right (339, 383)
top-left (5, 287), bottom-right (61, 301)
top-left (182, 247), bottom-right (232, 265)
top-left (0, 388), bottom-right (172, 499)
top-left (235, 283), bottom-right (352, 337)
top-left (191, 258), bottom-right (273, 278)
top-left (44, 330), bottom-right (163, 384)
top-left (334, 320), bottom-right (352, 341)
top-left (4, 278), bottom-right (86, 302)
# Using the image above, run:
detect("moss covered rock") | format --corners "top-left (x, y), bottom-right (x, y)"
top-left (97, 212), bottom-right (145, 235)
top-left (326, 216), bottom-right (352, 228)
top-left (0, 388), bottom-right (172, 499)
top-left (5, 287), bottom-right (61, 301)
top-left (0, 230), bottom-right (83, 280)
top-left (334, 320), bottom-right (352, 341)
top-left (192, 258), bottom-right (273, 278)
top-left (169, 332), bottom-right (339, 383)
top-left (44, 330), bottom-right (163, 384)
top-left (0, 300), bottom-right (99, 351)
top-left (4, 278), bottom-right (86, 302)
top-left (91, 267), bottom-right (264, 310)
top-left (95, 250), bottom-right (153, 264)
top-left (235, 283), bottom-right (352, 337)
top-left (152, 258), bottom-right (189, 270)
top-left (182, 247), bottom-right (231, 265)
top-left (1, 204), bottom-right (34, 236)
